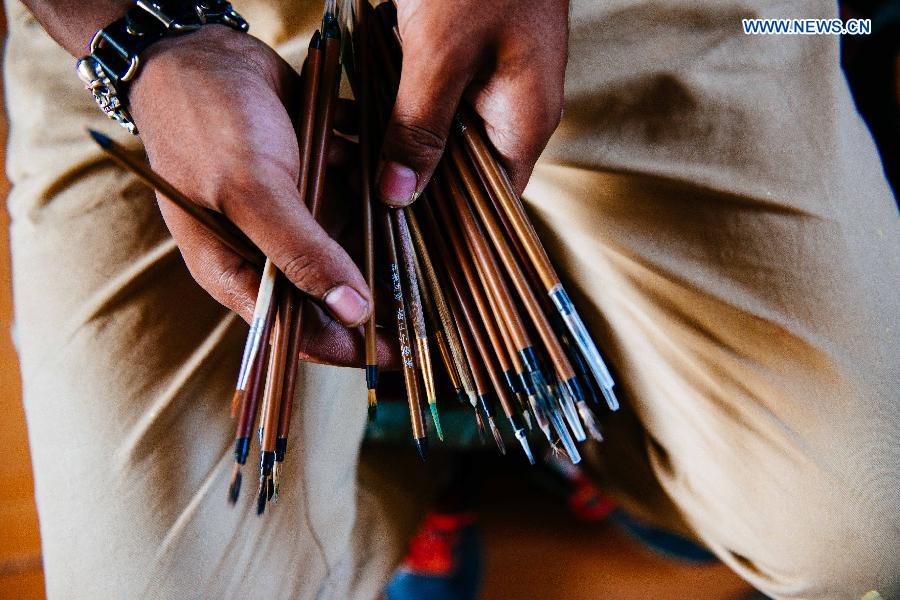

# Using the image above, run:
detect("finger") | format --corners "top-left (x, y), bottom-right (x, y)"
top-left (159, 189), bottom-right (400, 370)
top-left (298, 302), bottom-right (400, 369)
top-left (465, 26), bottom-right (566, 196)
top-left (466, 68), bottom-right (564, 196)
top-left (156, 198), bottom-right (261, 322)
top-left (219, 161), bottom-right (372, 328)
top-left (376, 29), bottom-right (479, 207)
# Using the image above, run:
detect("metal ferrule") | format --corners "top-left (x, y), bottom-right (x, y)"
top-left (576, 400), bottom-right (604, 442)
top-left (524, 363), bottom-right (581, 461)
top-left (549, 286), bottom-right (618, 409)
top-left (546, 401), bottom-right (581, 464)
top-left (507, 412), bottom-right (525, 435)
top-left (528, 394), bottom-right (551, 441)
top-left (259, 451), bottom-right (275, 476)
top-left (512, 426), bottom-right (536, 465)
top-left (237, 321), bottom-right (264, 391)
top-left (274, 437), bottom-right (287, 462)
top-left (517, 370), bottom-right (535, 396)
top-left (365, 365), bottom-right (378, 390)
top-left (559, 379), bottom-right (587, 442)
top-left (518, 346), bottom-right (541, 374)
top-left (234, 437), bottom-right (250, 465)
top-left (548, 284), bottom-right (574, 315)
top-left (503, 369), bottom-right (519, 395)
top-left (477, 393), bottom-right (496, 419)
top-left (322, 11), bottom-right (340, 38)
top-left (235, 319), bottom-right (260, 389)
top-left (571, 353), bottom-right (601, 406)
top-left (564, 377), bottom-right (585, 404)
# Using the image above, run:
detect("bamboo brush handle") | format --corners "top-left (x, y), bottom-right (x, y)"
top-left (448, 141), bottom-right (577, 381)
top-left (456, 109), bottom-right (560, 292)
top-left (436, 164), bottom-right (533, 355)
top-left (382, 208), bottom-right (426, 442)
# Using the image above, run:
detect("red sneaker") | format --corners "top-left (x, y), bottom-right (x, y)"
top-left (401, 512), bottom-right (478, 576)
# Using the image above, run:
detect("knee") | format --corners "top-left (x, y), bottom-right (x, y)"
top-left (710, 492), bottom-right (898, 599)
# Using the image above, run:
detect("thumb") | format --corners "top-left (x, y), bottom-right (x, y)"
top-left (376, 43), bottom-right (471, 207)
top-left (221, 166), bottom-right (372, 328)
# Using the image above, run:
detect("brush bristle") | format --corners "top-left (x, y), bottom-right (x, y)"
top-left (474, 409), bottom-right (486, 444)
top-left (256, 478), bottom-right (267, 515)
top-left (227, 465), bottom-right (242, 504)
top-left (430, 404), bottom-right (444, 442)
top-left (577, 401), bottom-right (604, 442)
top-left (87, 128), bottom-right (112, 148)
top-left (522, 410), bottom-right (533, 431)
top-left (601, 386), bottom-right (620, 412)
top-left (272, 463), bottom-right (281, 503)
top-left (528, 395), bottom-right (552, 442)
top-left (488, 417), bottom-right (506, 455)
top-left (515, 430), bottom-right (536, 465)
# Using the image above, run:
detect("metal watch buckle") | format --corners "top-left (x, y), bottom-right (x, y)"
top-left (89, 29), bottom-right (141, 82)
top-left (78, 0), bottom-right (248, 135)
top-left (132, 1), bottom-right (205, 33)
top-left (198, 1), bottom-right (250, 32)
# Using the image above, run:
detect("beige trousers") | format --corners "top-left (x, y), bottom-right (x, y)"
top-left (5, 0), bottom-right (898, 598)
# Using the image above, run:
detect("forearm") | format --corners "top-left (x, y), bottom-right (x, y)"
top-left (22, 0), bottom-right (132, 55)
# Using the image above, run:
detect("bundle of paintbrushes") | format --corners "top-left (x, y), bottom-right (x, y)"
top-left (88, 0), bottom-right (620, 517)
top-left (349, 0), bottom-right (619, 469)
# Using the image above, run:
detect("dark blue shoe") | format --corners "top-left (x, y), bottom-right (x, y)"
top-left (610, 510), bottom-right (717, 563)
top-left (385, 512), bottom-right (482, 600)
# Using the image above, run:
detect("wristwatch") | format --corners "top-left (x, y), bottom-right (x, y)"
top-left (76, 0), bottom-right (249, 134)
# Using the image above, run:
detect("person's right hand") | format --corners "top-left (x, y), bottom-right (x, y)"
top-left (128, 25), bottom-right (395, 368)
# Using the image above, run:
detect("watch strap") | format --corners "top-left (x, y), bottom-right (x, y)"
top-left (77, 1), bottom-right (248, 134)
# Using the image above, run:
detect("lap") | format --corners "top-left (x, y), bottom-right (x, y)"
top-left (531, 0), bottom-right (899, 597)
top-left (5, 1), bottom-right (430, 598)
top-left (7, 0), bottom-right (898, 598)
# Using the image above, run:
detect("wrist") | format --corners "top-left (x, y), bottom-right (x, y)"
top-left (24, 0), bottom-right (133, 56)
top-left (74, 1), bottom-right (249, 134)
top-left (129, 25), bottom-right (279, 116)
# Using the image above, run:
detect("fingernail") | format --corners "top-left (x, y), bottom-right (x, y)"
top-left (377, 161), bottom-right (418, 205)
top-left (324, 285), bottom-right (369, 326)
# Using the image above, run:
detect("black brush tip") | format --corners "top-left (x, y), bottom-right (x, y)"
top-left (256, 480), bottom-right (267, 516)
top-left (414, 437), bottom-right (427, 461)
top-left (227, 469), bottom-right (242, 504)
top-left (87, 128), bottom-right (112, 149)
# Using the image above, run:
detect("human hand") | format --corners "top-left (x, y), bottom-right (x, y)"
top-left (377, 0), bottom-right (569, 205)
top-left (129, 25), bottom-right (395, 368)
